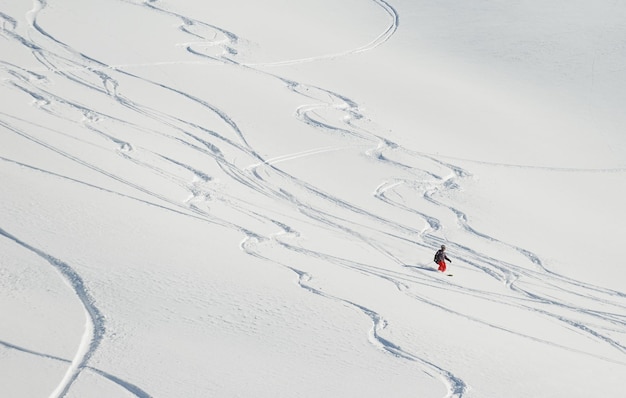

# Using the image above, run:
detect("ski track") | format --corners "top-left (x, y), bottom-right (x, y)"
top-left (0, 228), bottom-right (105, 398)
top-left (240, 0), bottom-right (399, 67)
top-left (2, 1), bottom-right (626, 397)
top-left (0, 339), bottom-right (153, 398)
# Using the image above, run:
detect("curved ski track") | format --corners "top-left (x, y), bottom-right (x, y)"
top-left (0, 228), bottom-right (106, 398)
top-left (1, 1), bottom-right (625, 397)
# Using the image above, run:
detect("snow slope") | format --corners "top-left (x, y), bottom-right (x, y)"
top-left (1, 0), bottom-right (625, 397)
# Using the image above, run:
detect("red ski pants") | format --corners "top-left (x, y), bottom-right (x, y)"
top-left (437, 260), bottom-right (447, 272)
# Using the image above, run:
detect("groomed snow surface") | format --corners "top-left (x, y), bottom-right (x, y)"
top-left (1, 0), bottom-right (625, 397)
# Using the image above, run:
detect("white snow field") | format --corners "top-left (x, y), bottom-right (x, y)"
top-left (1, 0), bottom-right (625, 397)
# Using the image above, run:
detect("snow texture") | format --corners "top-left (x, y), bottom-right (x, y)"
top-left (1, 0), bottom-right (625, 397)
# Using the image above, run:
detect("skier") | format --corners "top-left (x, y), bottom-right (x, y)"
top-left (434, 244), bottom-right (451, 272)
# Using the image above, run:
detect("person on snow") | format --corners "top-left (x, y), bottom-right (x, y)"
top-left (434, 244), bottom-right (451, 272)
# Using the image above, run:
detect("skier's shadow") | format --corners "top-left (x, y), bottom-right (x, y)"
top-left (404, 264), bottom-right (438, 272)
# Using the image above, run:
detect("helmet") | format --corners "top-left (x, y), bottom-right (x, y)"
top-left (441, 245), bottom-right (446, 250)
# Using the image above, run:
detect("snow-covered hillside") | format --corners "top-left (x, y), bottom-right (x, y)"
top-left (1, 1), bottom-right (625, 397)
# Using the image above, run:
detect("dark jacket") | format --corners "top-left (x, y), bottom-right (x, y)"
top-left (434, 249), bottom-right (450, 263)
